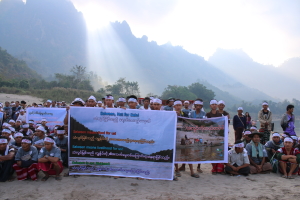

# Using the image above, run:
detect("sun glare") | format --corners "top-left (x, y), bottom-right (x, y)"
top-left (82, 4), bottom-right (111, 30)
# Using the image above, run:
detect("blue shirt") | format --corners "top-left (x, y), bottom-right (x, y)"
top-left (188, 110), bottom-right (206, 118)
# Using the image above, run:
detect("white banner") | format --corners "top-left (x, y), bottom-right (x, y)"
top-left (26, 108), bottom-right (66, 129)
top-left (68, 107), bottom-right (177, 180)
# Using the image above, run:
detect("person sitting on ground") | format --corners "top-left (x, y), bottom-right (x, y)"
top-left (250, 126), bottom-right (257, 133)
top-left (275, 137), bottom-right (300, 179)
top-left (242, 130), bottom-right (252, 147)
top-left (246, 131), bottom-right (272, 174)
top-left (54, 128), bottom-right (68, 167)
top-left (264, 132), bottom-right (283, 160)
top-left (28, 120), bottom-right (35, 132)
top-left (38, 136), bottom-right (63, 181)
top-left (16, 109), bottom-right (26, 123)
top-left (13, 137), bottom-right (39, 181)
top-left (20, 123), bottom-right (34, 137)
top-left (8, 119), bottom-right (15, 128)
top-left (225, 140), bottom-right (250, 176)
top-left (14, 120), bottom-right (22, 132)
top-left (0, 136), bottom-right (16, 182)
top-left (11, 132), bottom-right (24, 150)
top-left (32, 126), bottom-right (46, 151)
top-left (291, 136), bottom-right (298, 148)
top-left (40, 118), bottom-right (50, 135)
top-left (1, 129), bottom-right (14, 146)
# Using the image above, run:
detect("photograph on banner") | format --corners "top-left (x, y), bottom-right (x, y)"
top-left (68, 107), bottom-right (177, 180)
top-left (0, 112), bottom-right (3, 125)
top-left (175, 116), bottom-right (228, 164)
top-left (26, 108), bottom-right (66, 130)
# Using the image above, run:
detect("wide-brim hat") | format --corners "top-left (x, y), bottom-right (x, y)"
top-left (248, 131), bottom-right (263, 138)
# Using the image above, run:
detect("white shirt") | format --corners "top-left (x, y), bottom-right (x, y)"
top-left (17, 114), bottom-right (26, 123)
top-left (139, 106), bottom-right (151, 110)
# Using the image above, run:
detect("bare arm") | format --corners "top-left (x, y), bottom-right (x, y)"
top-left (0, 151), bottom-right (15, 162)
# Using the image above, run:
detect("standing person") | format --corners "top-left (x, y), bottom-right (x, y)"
top-left (206, 100), bottom-right (224, 175)
top-left (164, 98), bottom-right (175, 111)
top-left (38, 136), bottom-right (63, 181)
top-left (174, 100), bottom-right (199, 178)
top-left (86, 95), bottom-right (97, 107)
top-left (258, 102), bottom-right (272, 144)
top-left (104, 95), bottom-right (115, 108)
top-left (127, 98), bottom-right (138, 109)
top-left (233, 107), bottom-right (247, 142)
top-left (181, 101), bottom-right (191, 117)
top-left (97, 101), bottom-right (103, 107)
top-left (152, 99), bottom-right (163, 110)
top-left (281, 105), bottom-right (296, 136)
top-left (0, 136), bottom-right (16, 182)
top-left (139, 97), bottom-right (151, 110)
top-left (188, 99), bottom-right (206, 118)
top-left (13, 137), bottom-right (39, 181)
top-left (218, 100), bottom-right (230, 123)
top-left (246, 131), bottom-right (272, 174)
top-left (3, 101), bottom-right (12, 123)
top-left (245, 112), bottom-right (251, 129)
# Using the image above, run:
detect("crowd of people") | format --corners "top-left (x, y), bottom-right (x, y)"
top-left (0, 95), bottom-right (299, 182)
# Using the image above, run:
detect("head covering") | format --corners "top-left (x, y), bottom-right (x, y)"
top-left (194, 100), bottom-right (203, 105)
top-left (248, 131), bottom-right (263, 138)
top-left (9, 127), bottom-right (15, 132)
top-left (105, 95), bottom-right (114, 100)
top-left (128, 98), bottom-right (137, 103)
top-left (71, 98), bottom-right (85, 105)
top-left (168, 97), bottom-right (175, 101)
top-left (218, 100), bottom-right (225, 105)
top-left (250, 126), bottom-right (257, 130)
top-left (291, 136), bottom-right (298, 140)
top-left (282, 133), bottom-right (287, 138)
top-left (174, 100), bottom-right (182, 106)
top-left (184, 101), bottom-right (190, 104)
top-left (244, 130), bottom-right (251, 135)
top-left (16, 120), bottom-right (22, 123)
top-left (153, 99), bottom-right (162, 104)
top-left (22, 124), bottom-right (29, 128)
top-left (44, 137), bottom-right (55, 143)
top-left (57, 130), bottom-right (65, 135)
top-left (97, 101), bottom-right (103, 104)
top-left (118, 97), bottom-right (126, 102)
top-left (237, 107), bottom-right (243, 111)
top-left (234, 142), bottom-right (244, 148)
top-left (210, 100), bottom-right (218, 105)
top-left (29, 120), bottom-right (34, 123)
top-left (0, 138), bottom-right (8, 144)
top-left (36, 126), bottom-right (46, 133)
top-left (2, 129), bottom-right (11, 134)
top-left (272, 133), bottom-right (280, 137)
top-left (41, 118), bottom-right (47, 122)
top-left (21, 139), bottom-right (31, 144)
top-left (2, 123), bottom-right (11, 127)
top-left (46, 100), bottom-right (52, 103)
top-left (284, 137), bottom-right (293, 143)
top-left (9, 119), bottom-right (15, 123)
top-left (262, 102), bottom-right (268, 106)
top-left (14, 132), bottom-right (24, 138)
top-left (88, 95), bottom-right (96, 101)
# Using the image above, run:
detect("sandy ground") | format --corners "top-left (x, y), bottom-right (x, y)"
top-left (1, 125), bottom-right (300, 199)
top-left (0, 93), bottom-right (43, 104)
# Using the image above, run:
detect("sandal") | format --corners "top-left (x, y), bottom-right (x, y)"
top-left (191, 173), bottom-right (200, 178)
top-left (173, 176), bottom-right (178, 181)
top-left (63, 173), bottom-right (69, 177)
top-left (212, 172), bottom-right (217, 175)
top-left (282, 175), bottom-right (287, 178)
top-left (41, 176), bottom-right (49, 181)
top-left (55, 176), bottom-right (62, 181)
top-left (197, 168), bottom-right (203, 173)
top-left (287, 176), bottom-right (294, 179)
top-left (175, 172), bottom-right (181, 177)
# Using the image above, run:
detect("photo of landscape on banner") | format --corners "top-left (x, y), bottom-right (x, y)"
top-left (68, 107), bottom-right (177, 180)
top-left (175, 116), bottom-right (228, 164)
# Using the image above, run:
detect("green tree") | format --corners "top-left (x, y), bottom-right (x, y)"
top-left (161, 85), bottom-right (197, 100)
top-left (188, 82), bottom-right (215, 103)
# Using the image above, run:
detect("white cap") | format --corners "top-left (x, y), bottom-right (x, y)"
top-left (72, 98), bottom-right (85, 105)
top-left (237, 107), bottom-right (243, 111)
top-left (88, 95), bottom-right (96, 101)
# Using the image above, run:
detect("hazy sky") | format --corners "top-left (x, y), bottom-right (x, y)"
top-left (70, 0), bottom-right (300, 67)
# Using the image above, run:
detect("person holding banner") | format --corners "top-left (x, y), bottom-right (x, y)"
top-left (128, 97), bottom-right (138, 109)
top-left (164, 97), bottom-right (175, 111)
top-left (38, 136), bottom-right (63, 181)
top-left (117, 97), bottom-right (126, 108)
top-left (206, 100), bottom-right (224, 175)
top-left (97, 101), bottom-right (103, 107)
top-left (54, 128), bottom-right (68, 167)
top-left (246, 131), bottom-right (272, 174)
top-left (218, 100), bottom-right (230, 124)
top-left (32, 126), bottom-right (46, 151)
top-left (181, 101), bottom-right (191, 117)
top-left (0, 136), bottom-right (16, 182)
top-left (174, 100), bottom-right (199, 178)
top-left (139, 97), bottom-right (151, 110)
top-left (13, 136), bottom-right (39, 181)
top-left (105, 95), bottom-right (115, 108)
top-left (153, 99), bottom-right (163, 110)
top-left (225, 140), bottom-right (250, 176)
top-left (188, 99), bottom-right (206, 119)
top-left (87, 95), bottom-right (97, 107)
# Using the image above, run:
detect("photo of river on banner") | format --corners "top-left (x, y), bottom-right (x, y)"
top-left (175, 116), bottom-right (228, 163)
